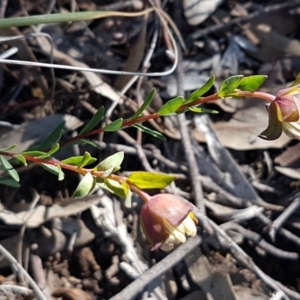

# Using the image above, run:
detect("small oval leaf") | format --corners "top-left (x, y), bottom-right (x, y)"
top-left (129, 89), bottom-right (156, 120)
top-left (237, 75), bottom-right (268, 92)
top-left (38, 121), bottom-right (65, 150)
top-left (0, 144), bottom-right (17, 151)
top-left (78, 139), bottom-right (101, 149)
top-left (0, 177), bottom-right (20, 187)
top-left (38, 143), bottom-right (60, 158)
top-left (61, 155), bottom-right (97, 167)
top-left (100, 166), bottom-right (114, 177)
top-left (21, 150), bottom-right (47, 157)
top-left (78, 152), bottom-right (92, 168)
top-left (80, 106), bottom-right (105, 134)
top-left (133, 124), bottom-right (166, 141)
top-left (103, 178), bottom-right (126, 198)
top-left (0, 156), bottom-right (19, 182)
top-left (128, 171), bottom-right (176, 189)
top-left (218, 75), bottom-right (244, 97)
top-left (73, 172), bottom-right (96, 198)
top-left (96, 151), bottom-right (124, 172)
top-left (188, 107), bottom-right (219, 114)
top-left (184, 76), bottom-right (215, 104)
top-left (104, 118), bottom-right (123, 132)
top-left (158, 96), bottom-right (183, 116)
top-left (15, 154), bottom-right (27, 166)
top-left (40, 163), bottom-right (65, 181)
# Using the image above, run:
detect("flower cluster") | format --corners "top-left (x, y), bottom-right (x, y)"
top-left (140, 193), bottom-right (198, 251)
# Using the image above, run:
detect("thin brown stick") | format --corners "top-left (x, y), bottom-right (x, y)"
top-left (109, 235), bottom-right (202, 300)
top-left (201, 214), bottom-right (300, 300)
top-left (189, 0), bottom-right (300, 40)
top-left (176, 47), bottom-right (205, 216)
top-left (221, 222), bottom-right (298, 260)
top-left (269, 195), bottom-right (300, 241)
top-left (0, 244), bottom-right (47, 300)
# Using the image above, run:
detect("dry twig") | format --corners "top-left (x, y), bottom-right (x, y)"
top-left (109, 235), bottom-right (202, 300)
top-left (0, 244), bottom-right (48, 300)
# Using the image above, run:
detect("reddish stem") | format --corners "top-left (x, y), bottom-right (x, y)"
top-left (0, 88), bottom-right (277, 201)
top-left (0, 151), bottom-right (125, 183)
top-left (128, 183), bottom-right (151, 203)
top-left (227, 91), bottom-right (276, 102)
top-left (60, 90), bottom-right (275, 147)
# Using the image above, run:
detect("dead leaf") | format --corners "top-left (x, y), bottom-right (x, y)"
top-left (247, 24), bottom-right (300, 62)
top-left (193, 98), bottom-right (291, 150)
top-left (274, 143), bottom-right (300, 168)
top-left (0, 219), bottom-right (95, 268)
top-left (275, 166), bottom-right (300, 180)
top-left (35, 35), bottom-right (121, 103)
top-left (0, 114), bottom-right (82, 153)
top-left (185, 248), bottom-right (238, 300)
top-left (183, 0), bottom-right (224, 26)
top-left (0, 195), bottom-right (101, 228)
top-left (193, 120), bottom-right (290, 150)
top-left (113, 15), bottom-right (147, 91)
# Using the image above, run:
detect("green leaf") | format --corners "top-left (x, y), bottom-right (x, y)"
top-left (158, 96), bottom-right (184, 116)
top-left (128, 171), bottom-right (176, 189)
top-left (184, 76), bottom-right (215, 104)
top-left (77, 139), bottom-right (101, 149)
top-left (0, 177), bottom-right (20, 188)
top-left (96, 178), bottom-right (115, 194)
top-left (73, 172), bottom-right (96, 198)
top-left (40, 163), bottom-right (65, 181)
top-left (103, 178), bottom-right (126, 198)
top-left (61, 155), bottom-right (97, 166)
top-left (218, 75), bottom-right (244, 97)
top-left (259, 103), bottom-right (283, 140)
top-left (237, 75), bottom-right (268, 92)
top-left (104, 118), bottom-right (123, 132)
top-left (188, 107), bottom-right (219, 114)
top-left (0, 10), bottom-right (110, 29)
top-left (129, 89), bottom-right (156, 120)
top-left (96, 178), bottom-right (127, 198)
top-left (80, 106), bottom-right (105, 134)
top-left (15, 154), bottom-right (27, 166)
top-left (133, 124), bottom-right (166, 141)
top-left (38, 121), bottom-right (65, 151)
top-left (96, 151), bottom-right (124, 172)
top-left (21, 150), bottom-right (46, 157)
top-left (0, 156), bottom-right (19, 182)
top-left (78, 152), bottom-right (93, 168)
top-left (101, 166), bottom-right (115, 177)
top-left (38, 143), bottom-right (60, 158)
top-left (0, 144), bottom-right (17, 151)
top-left (289, 72), bottom-right (300, 87)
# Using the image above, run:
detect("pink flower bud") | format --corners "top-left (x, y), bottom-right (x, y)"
top-left (260, 86), bottom-right (300, 140)
top-left (140, 193), bottom-right (198, 251)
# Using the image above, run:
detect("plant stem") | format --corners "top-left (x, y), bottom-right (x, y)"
top-left (227, 91), bottom-right (276, 102)
top-left (0, 151), bottom-right (125, 184)
top-left (0, 88), bottom-right (277, 196)
top-left (128, 184), bottom-right (151, 203)
top-left (60, 90), bottom-right (276, 148)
